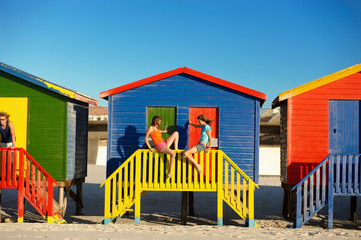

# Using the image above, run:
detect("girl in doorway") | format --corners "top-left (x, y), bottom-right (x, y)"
top-left (145, 116), bottom-right (179, 178)
top-left (184, 114), bottom-right (213, 174)
top-left (0, 112), bottom-right (16, 149)
top-left (0, 112), bottom-right (16, 182)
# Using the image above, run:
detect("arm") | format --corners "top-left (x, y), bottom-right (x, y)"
top-left (144, 127), bottom-right (155, 152)
top-left (189, 120), bottom-right (201, 128)
top-left (160, 125), bottom-right (168, 133)
top-left (9, 121), bottom-right (15, 149)
top-left (205, 129), bottom-right (212, 153)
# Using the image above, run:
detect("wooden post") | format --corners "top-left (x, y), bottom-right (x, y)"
top-left (350, 196), bottom-right (358, 222)
top-left (0, 189), bottom-right (2, 221)
top-left (76, 181), bottom-right (83, 215)
top-left (327, 156), bottom-right (334, 229)
top-left (181, 192), bottom-right (188, 225)
top-left (58, 187), bottom-right (64, 216)
top-left (217, 152), bottom-right (223, 226)
top-left (134, 151), bottom-right (141, 224)
top-left (281, 183), bottom-right (296, 221)
top-left (189, 192), bottom-right (194, 216)
top-left (17, 149), bottom-right (25, 223)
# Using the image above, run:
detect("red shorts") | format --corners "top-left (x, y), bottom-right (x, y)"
top-left (155, 140), bottom-right (167, 152)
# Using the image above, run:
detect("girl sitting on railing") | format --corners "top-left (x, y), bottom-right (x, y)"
top-left (145, 115), bottom-right (179, 178)
top-left (184, 114), bottom-right (213, 175)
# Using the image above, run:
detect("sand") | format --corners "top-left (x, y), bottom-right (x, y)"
top-left (0, 164), bottom-right (360, 239)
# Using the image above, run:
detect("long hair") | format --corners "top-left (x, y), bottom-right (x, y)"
top-left (197, 114), bottom-right (213, 124)
top-left (0, 112), bottom-right (10, 120)
top-left (151, 115), bottom-right (162, 126)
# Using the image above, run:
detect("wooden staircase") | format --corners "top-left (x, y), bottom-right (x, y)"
top-left (0, 148), bottom-right (66, 223)
top-left (101, 149), bottom-right (259, 227)
top-left (292, 154), bottom-right (360, 228)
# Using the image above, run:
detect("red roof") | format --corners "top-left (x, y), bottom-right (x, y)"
top-left (100, 67), bottom-right (267, 103)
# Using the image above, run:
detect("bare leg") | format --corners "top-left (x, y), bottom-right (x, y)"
top-left (184, 146), bottom-right (202, 174)
top-left (160, 145), bottom-right (176, 178)
top-left (166, 131), bottom-right (179, 150)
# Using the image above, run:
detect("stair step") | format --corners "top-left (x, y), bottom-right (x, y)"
top-left (52, 212), bottom-right (66, 224)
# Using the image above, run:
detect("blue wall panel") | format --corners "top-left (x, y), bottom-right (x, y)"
top-left (107, 73), bottom-right (261, 182)
top-left (66, 102), bottom-right (88, 180)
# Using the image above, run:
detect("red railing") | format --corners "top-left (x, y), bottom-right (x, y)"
top-left (0, 148), bottom-right (58, 222)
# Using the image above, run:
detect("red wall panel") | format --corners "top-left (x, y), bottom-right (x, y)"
top-left (287, 72), bottom-right (361, 184)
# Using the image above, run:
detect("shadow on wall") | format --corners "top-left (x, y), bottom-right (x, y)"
top-left (107, 123), bottom-right (189, 177)
top-left (173, 122), bottom-right (189, 150)
top-left (107, 125), bottom-right (144, 177)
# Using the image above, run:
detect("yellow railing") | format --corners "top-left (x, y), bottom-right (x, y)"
top-left (100, 149), bottom-right (258, 227)
top-left (222, 154), bottom-right (259, 227)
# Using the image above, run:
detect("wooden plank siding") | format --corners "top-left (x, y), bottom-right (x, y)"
top-left (66, 102), bottom-right (88, 180)
top-left (0, 70), bottom-right (88, 181)
top-left (286, 72), bottom-right (361, 184)
top-left (106, 73), bottom-right (261, 182)
top-left (280, 100), bottom-right (288, 183)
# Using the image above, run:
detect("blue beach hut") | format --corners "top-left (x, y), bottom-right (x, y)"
top-left (100, 67), bottom-right (266, 183)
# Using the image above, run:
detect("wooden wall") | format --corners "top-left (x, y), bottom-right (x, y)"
top-left (0, 70), bottom-right (88, 181)
top-left (107, 73), bottom-right (261, 182)
top-left (285, 71), bottom-right (361, 184)
top-left (280, 100), bottom-right (288, 183)
top-left (66, 102), bottom-right (88, 180)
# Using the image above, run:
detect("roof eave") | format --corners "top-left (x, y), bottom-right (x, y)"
top-left (277, 64), bottom-right (361, 103)
top-left (0, 62), bottom-right (97, 106)
top-left (100, 67), bottom-right (267, 104)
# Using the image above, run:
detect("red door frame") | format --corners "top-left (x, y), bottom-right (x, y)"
top-left (188, 107), bottom-right (219, 181)
top-left (188, 107), bottom-right (219, 149)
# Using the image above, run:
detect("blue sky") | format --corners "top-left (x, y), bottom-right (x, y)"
top-left (1, 0), bottom-right (360, 107)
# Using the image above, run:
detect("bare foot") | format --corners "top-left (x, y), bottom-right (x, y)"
top-left (167, 173), bottom-right (172, 178)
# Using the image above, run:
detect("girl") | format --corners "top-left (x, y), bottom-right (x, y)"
top-left (145, 116), bottom-right (179, 178)
top-left (0, 112), bottom-right (16, 181)
top-left (0, 112), bottom-right (16, 149)
top-left (184, 114), bottom-right (213, 174)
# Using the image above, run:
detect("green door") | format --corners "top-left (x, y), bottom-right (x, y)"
top-left (146, 107), bottom-right (176, 141)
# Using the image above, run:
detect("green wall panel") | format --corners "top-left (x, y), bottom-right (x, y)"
top-left (0, 71), bottom-right (67, 180)
top-left (146, 107), bottom-right (176, 140)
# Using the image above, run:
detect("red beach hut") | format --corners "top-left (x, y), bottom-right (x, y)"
top-left (272, 64), bottom-right (361, 227)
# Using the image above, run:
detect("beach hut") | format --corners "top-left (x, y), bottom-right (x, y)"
top-left (0, 62), bottom-right (97, 217)
top-left (100, 67), bottom-right (266, 182)
top-left (272, 64), bottom-right (361, 227)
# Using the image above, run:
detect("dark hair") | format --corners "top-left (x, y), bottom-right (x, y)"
top-left (151, 116), bottom-right (162, 126)
top-left (197, 114), bottom-right (212, 124)
top-left (0, 112), bottom-right (10, 119)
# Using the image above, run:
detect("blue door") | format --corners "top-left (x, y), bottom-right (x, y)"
top-left (329, 100), bottom-right (360, 154)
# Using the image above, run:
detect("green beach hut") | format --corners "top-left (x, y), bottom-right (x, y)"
top-left (0, 62), bottom-right (97, 215)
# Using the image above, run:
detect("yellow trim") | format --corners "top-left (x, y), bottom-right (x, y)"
top-left (18, 217), bottom-right (24, 223)
top-left (279, 64), bottom-right (361, 102)
top-left (34, 78), bottom-right (76, 98)
top-left (0, 63), bottom-right (76, 99)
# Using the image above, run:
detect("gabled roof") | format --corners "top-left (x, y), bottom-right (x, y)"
top-left (272, 64), bottom-right (361, 108)
top-left (100, 67), bottom-right (267, 104)
top-left (0, 62), bottom-right (97, 106)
